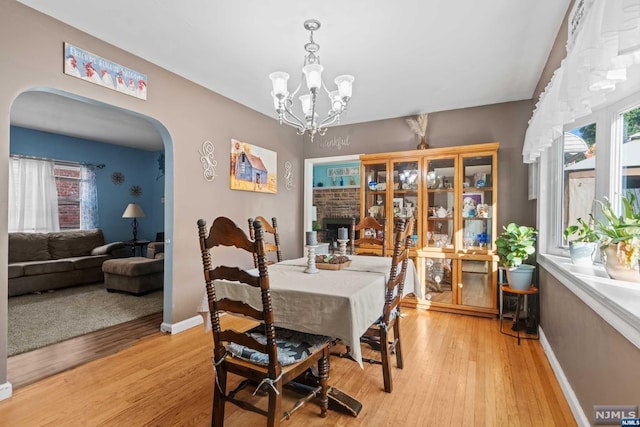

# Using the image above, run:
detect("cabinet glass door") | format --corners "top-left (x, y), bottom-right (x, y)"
top-left (423, 257), bottom-right (454, 304)
top-left (461, 155), bottom-right (494, 251)
top-left (459, 260), bottom-right (493, 308)
top-left (425, 158), bottom-right (455, 250)
top-left (391, 159), bottom-right (420, 247)
top-left (362, 162), bottom-right (388, 223)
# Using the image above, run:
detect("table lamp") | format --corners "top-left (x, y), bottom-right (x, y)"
top-left (122, 203), bottom-right (145, 241)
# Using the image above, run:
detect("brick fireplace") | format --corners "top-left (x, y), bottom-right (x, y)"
top-left (313, 187), bottom-right (360, 243)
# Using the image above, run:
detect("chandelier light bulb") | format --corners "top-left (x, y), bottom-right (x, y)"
top-left (329, 90), bottom-right (343, 112)
top-left (270, 91), bottom-right (281, 110)
top-left (299, 94), bottom-right (312, 117)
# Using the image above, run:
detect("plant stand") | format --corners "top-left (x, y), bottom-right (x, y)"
top-left (499, 284), bottom-right (539, 345)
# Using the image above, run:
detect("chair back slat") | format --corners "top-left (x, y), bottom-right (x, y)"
top-left (219, 329), bottom-right (268, 355)
top-left (211, 265), bottom-right (261, 288)
top-left (217, 298), bottom-right (264, 320)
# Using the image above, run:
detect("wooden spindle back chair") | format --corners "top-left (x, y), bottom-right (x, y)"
top-left (360, 216), bottom-right (414, 393)
top-left (351, 216), bottom-right (386, 256)
top-left (198, 216), bottom-right (331, 426)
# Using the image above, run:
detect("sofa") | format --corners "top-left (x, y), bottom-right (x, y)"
top-left (102, 242), bottom-right (164, 295)
top-left (8, 229), bottom-right (126, 297)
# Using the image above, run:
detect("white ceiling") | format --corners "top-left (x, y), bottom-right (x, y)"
top-left (13, 0), bottom-right (571, 151)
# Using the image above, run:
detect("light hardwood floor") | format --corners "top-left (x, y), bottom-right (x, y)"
top-left (0, 309), bottom-right (576, 426)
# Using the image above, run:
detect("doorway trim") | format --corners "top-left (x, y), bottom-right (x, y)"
top-left (303, 154), bottom-right (362, 249)
top-left (17, 87), bottom-right (173, 322)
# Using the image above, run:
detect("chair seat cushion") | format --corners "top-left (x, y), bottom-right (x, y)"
top-left (227, 326), bottom-right (331, 366)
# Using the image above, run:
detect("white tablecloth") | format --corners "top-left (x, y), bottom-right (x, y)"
top-left (197, 255), bottom-right (420, 366)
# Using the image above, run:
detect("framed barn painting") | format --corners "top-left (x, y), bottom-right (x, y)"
top-left (230, 139), bottom-right (277, 194)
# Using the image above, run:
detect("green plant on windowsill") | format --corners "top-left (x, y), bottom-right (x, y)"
top-left (563, 217), bottom-right (599, 243)
top-left (592, 194), bottom-right (640, 280)
top-left (563, 216), bottom-right (599, 266)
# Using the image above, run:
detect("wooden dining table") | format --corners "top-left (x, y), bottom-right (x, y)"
top-left (198, 255), bottom-right (421, 367)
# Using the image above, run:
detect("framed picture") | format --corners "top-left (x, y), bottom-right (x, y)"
top-left (64, 42), bottom-right (148, 100)
top-left (230, 139), bottom-right (277, 194)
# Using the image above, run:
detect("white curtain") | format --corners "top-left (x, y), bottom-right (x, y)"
top-left (8, 157), bottom-right (60, 232)
top-left (523, 0), bottom-right (640, 163)
top-left (79, 165), bottom-right (99, 229)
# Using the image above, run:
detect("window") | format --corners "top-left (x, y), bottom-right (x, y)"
top-left (9, 156), bottom-right (98, 232)
top-left (54, 163), bottom-right (81, 229)
top-left (621, 107), bottom-right (640, 202)
top-left (543, 94), bottom-right (640, 253)
top-left (561, 123), bottom-right (596, 244)
top-left (538, 94), bottom-right (640, 348)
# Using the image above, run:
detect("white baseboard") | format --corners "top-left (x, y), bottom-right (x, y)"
top-left (160, 314), bottom-right (203, 335)
top-left (539, 327), bottom-right (589, 427)
top-left (0, 381), bottom-right (13, 401)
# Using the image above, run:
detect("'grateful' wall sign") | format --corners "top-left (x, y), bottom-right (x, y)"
top-left (319, 135), bottom-right (351, 150)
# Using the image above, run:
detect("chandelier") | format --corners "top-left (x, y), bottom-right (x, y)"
top-left (269, 19), bottom-right (354, 141)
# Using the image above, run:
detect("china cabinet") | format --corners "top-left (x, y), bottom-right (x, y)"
top-left (359, 142), bottom-right (499, 317)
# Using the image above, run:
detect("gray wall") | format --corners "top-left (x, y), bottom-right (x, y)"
top-left (0, 0), bottom-right (302, 386)
top-left (304, 100), bottom-right (537, 231)
top-left (539, 269), bottom-right (640, 417)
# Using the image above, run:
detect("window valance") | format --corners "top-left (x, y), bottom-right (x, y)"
top-left (523, 0), bottom-right (640, 163)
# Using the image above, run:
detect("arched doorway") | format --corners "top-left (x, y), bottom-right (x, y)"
top-left (6, 88), bottom-right (173, 384)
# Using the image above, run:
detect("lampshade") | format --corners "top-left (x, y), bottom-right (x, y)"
top-left (269, 72), bottom-right (290, 97)
top-left (302, 63), bottom-right (323, 90)
top-left (335, 75), bottom-right (354, 99)
top-left (122, 203), bottom-right (145, 218)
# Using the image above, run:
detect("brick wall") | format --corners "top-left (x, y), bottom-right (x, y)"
top-left (54, 165), bottom-right (81, 229)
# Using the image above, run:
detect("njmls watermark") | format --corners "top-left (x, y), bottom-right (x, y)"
top-left (593, 405), bottom-right (638, 425)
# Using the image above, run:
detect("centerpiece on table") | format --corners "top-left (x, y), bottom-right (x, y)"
top-left (315, 254), bottom-right (352, 270)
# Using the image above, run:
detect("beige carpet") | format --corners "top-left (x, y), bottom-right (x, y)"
top-left (8, 283), bottom-right (163, 356)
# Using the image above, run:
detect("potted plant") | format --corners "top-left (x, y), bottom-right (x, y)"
top-left (592, 194), bottom-right (640, 282)
top-left (563, 216), bottom-right (599, 265)
top-left (405, 113), bottom-right (429, 150)
top-left (495, 223), bottom-right (538, 290)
